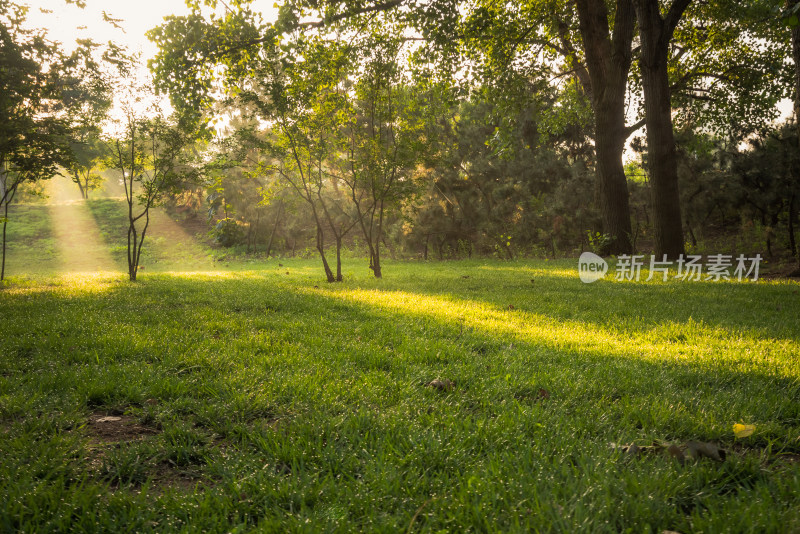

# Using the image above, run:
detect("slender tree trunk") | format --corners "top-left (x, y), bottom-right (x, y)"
top-left (634, 0), bottom-right (689, 259)
top-left (575, 0), bottom-right (636, 255)
top-left (74, 172), bottom-right (87, 200)
top-left (266, 200), bottom-right (283, 258)
top-left (1, 196), bottom-right (9, 281)
top-left (789, 193), bottom-right (797, 257)
top-left (315, 223), bottom-right (335, 282)
top-left (0, 175), bottom-right (13, 282)
top-left (253, 210), bottom-right (261, 254)
top-left (128, 226), bottom-right (138, 281)
top-left (372, 200), bottom-right (384, 278)
top-left (245, 220), bottom-right (253, 254)
top-left (335, 235), bottom-right (343, 281)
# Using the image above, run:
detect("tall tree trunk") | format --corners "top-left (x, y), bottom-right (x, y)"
top-left (789, 193), bottom-right (797, 258)
top-left (74, 171), bottom-right (87, 200)
top-left (634, 0), bottom-right (690, 259)
top-left (315, 224), bottom-right (335, 283)
top-left (1, 196), bottom-right (9, 281)
top-left (575, 0), bottom-right (636, 255)
top-left (595, 104), bottom-right (633, 254)
top-left (266, 199), bottom-right (283, 258)
top-left (792, 0), bottom-right (800, 268)
top-left (372, 200), bottom-right (384, 278)
top-left (335, 235), bottom-right (343, 281)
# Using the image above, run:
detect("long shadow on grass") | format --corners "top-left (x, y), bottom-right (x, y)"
top-left (338, 259), bottom-right (800, 345)
top-left (2, 272), bottom-right (797, 448)
top-left (2, 273), bottom-right (799, 531)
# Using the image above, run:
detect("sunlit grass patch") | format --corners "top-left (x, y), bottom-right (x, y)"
top-left (0, 259), bottom-right (798, 531)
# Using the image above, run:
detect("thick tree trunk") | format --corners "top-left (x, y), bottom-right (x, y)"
top-left (575, 0), bottom-right (635, 255)
top-left (595, 104), bottom-right (634, 254)
top-left (634, 0), bottom-right (689, 259)
top-left (792, 2), bottom-right (800, 268)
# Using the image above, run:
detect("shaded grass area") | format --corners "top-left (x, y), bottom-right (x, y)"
top-left (1, 261), bottom-right (799, 532)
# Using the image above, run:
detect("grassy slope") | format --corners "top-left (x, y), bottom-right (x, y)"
top-left (1, 259), bottom-right (799, 532)
top-left (1, 204), bottom-right (60, 276)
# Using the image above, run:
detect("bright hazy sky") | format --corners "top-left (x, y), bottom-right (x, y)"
top-left (24, 0), bottom-right (278, 59)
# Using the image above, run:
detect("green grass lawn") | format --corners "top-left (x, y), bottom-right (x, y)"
top-left (1, 204), bottom-right (60, 276)
top-left (1, 258), bottom-right (799, 532)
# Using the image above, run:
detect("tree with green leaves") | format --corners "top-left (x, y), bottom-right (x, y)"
top-left (105, 78), bottom-right (198, 281)
top-left (0, 1), bottom-right (96, 281)
top-left (337, 35), bottom-right (427, 278)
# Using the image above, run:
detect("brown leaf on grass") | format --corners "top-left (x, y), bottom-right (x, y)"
top-left (427, 379), bottom-right (455, 392)
top-left (144, 398), bottom-right (158, 406)
top-left (537, 388), bottom-right (550, 400)
top-left (507, 305), bottom-right (515, 310)
top-left (461, 275), bottom-right (470, 279)
top-left (686, 441), bottom-right (726, 462)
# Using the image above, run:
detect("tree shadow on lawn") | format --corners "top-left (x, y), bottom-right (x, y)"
top-left (3, 272), bottom-right (797, 449)
top-left (2, 272), bottom-right (800, 531)
top-left (340, 259), bottom-right (800, 346)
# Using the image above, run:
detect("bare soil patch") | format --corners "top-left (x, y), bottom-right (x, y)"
top-left (87, 412), bottom-right (159, 443)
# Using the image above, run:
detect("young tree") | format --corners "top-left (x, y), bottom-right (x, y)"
top-left (66, 133), bottom-right (107, 200)
top-left (339, 36), bottom-right (425, 278)
top-left (105, 81), bottom-right (196, 281)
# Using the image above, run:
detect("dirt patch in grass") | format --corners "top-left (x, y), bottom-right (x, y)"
top-left (147, 463), bottom-right (206, 493)
top-left (87, 412), bottom-right (160, 444)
